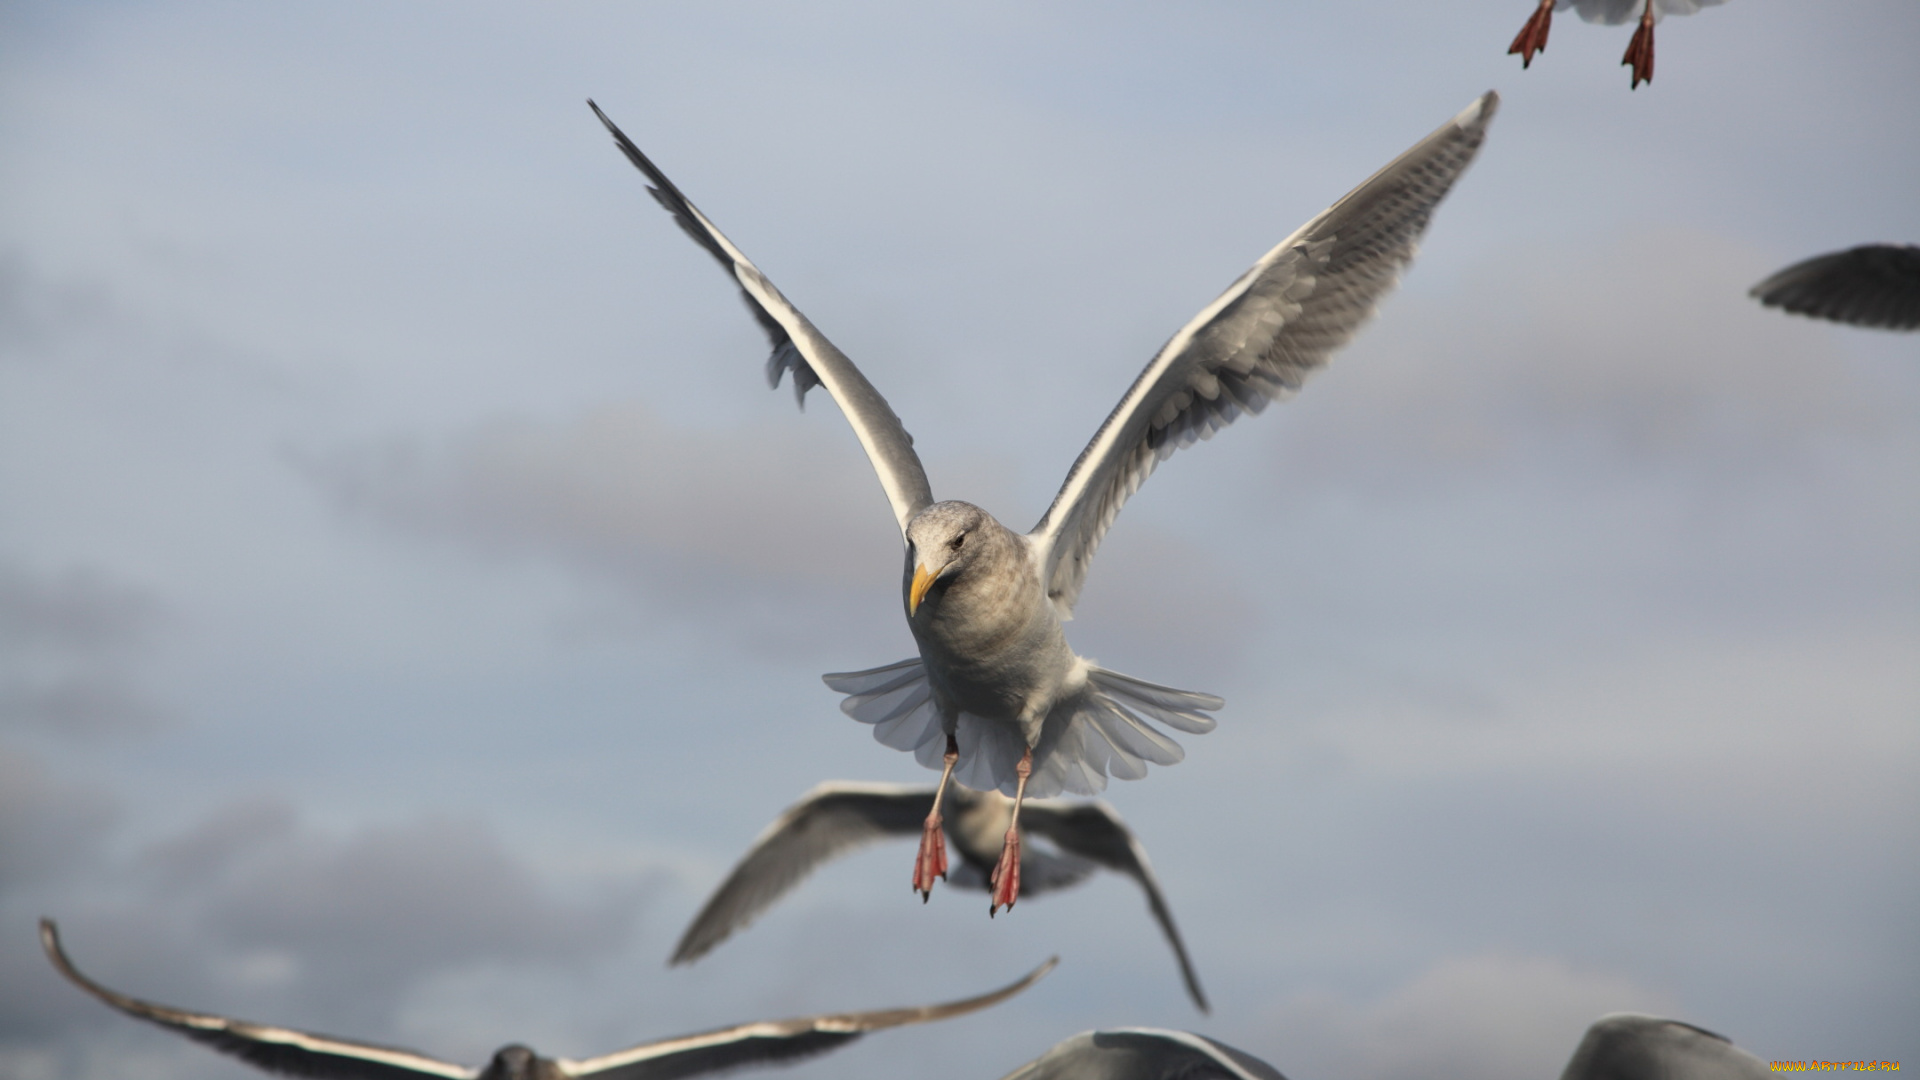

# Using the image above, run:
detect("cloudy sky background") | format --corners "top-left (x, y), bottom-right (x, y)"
top-left (2, 2), bottom-right (1916, 1078)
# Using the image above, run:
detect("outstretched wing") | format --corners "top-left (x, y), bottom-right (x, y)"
top-left (1018, 802), bottom-right (1208, 1013)
top-left (589, 100), bottom-right (936, 537)
top-left (39, 920), bottom-right (472, 1080)
top-left (1029, 93), bottom-right (1498, 614)
top-left (670, 783), bottom-right (936, 964)
top-left (1749, 243), bottom-right (1920, 331)
top-left (562, 958), bottom-right (1057, 1080)
top-left (998, 1028), bottom-right (1286, 1080)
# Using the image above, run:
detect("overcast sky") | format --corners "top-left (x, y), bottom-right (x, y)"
top-left (2, 3), bottom-right (1916, 1079)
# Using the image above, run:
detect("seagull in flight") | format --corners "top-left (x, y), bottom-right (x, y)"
top-left (41, 918), bottom-right (1053, 1080)
top-left (995, 1013), bottom-right (1769, 1080)
top-left (1750, 244), bottom-right (1920, 331)
top-left (668, 781), bottom-right (1209, 1012)
top-left (589, 91), bottom-right (1496, 915)
top-left (1509, 0), bottom-right (1730, 88)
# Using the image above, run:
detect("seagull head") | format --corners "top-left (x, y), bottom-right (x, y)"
top-left (479, 1045), bottom-right (554, 1080)
top-left (905, 501), bottom-right (994, 615)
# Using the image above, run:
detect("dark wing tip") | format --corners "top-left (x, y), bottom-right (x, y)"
top-left (40, 917), bottom-right (104, 1002)
top-left (1750, 244), bottom-right (1920, 330)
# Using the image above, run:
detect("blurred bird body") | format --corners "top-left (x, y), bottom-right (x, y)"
top-left (670, 782), bottom-right (1210, 1012)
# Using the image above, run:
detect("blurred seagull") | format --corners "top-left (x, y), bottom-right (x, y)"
top-left (1559, 1014), bottom-right (1771, 1080)
top-left (995, 1013), bottom-right (1768, 1080)
top-left (41, 918), bottom-right (1053, 1080)
top-left (1749, 244), bottom-right (1920, 331)
top-left (999, 1029), bottom-right (1285, 1080)
top-left (1509, 0), bottom-right (1730, 88)
top-left (670, 781), bottom-right (1209, 1013)
top-left (589, 92), bottom-right (1495, 915)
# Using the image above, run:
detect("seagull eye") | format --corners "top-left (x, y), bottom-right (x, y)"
top-left (950, 533), bottom-right (966, 550)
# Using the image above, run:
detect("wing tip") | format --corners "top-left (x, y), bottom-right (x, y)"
top-left (585, 97), bottom-right (617, 134)
top-left (1457, 90), bottom-right (1500, 129)
top-left (38, 917), bottom-right (83, 987)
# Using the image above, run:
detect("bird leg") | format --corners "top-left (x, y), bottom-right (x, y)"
top-left (988, 747), bottom-right (1032, 917)
top-left (1507, 0), bottom-right (1555, 68)
top-left (1622, 0), bottom-right (1655, 88)
top-left (912, 734), bottom-right (960, 901)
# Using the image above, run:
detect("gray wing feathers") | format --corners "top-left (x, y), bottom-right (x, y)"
top-left (588, 101), bottom-right (935, 536)
top-left (1031, 92), bottom-right (1498, 613)
top-left (998, 1029), bottom-right (1286, 1080)
top-left (1749, 244), bottom-right (1920, 331)
top-left (563, 958), bottom-right (1056, 1080)
top-left (39, 920), bottom-right (473, 1080)
top-left (1017, 804), bottom-right (1209, 1013)
top-left (670, 784), bottom-right (935, 964)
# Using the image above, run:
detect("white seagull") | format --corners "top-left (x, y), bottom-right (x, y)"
top-left (1508, 0), bottom-right (1731, 88)
top-left (590, 92), bottom-right (1496, 914)
top-left (995, 1013), bottom-right (1770, 1080)
top-left (42, 918), bottom-right (1053, 1080)
top-left (669, 781), bottom-right (1209, 1012)
top-left (1750, 244), bottom-right (1920, 331)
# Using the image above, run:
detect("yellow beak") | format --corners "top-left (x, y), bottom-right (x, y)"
top-left (909, 564), bottom-right (936, 615)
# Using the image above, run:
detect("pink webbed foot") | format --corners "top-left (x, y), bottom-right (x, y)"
top-left (1507, 0), bottom-right (1555, 68)
top-left (988, 831), bottom-right (1022, 916)
top-left (1622, 3), bottom-right (1655, 88)
top-left (912, 813), bottom-right (948, 901)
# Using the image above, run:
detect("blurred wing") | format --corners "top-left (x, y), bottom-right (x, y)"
top-left (1029, 93), bottom-right (1497, 613)
top-left (1559, 1014), bottom-right (1770, 1080)
top-left (1749, 244), bottom-right (1920, 331)
top-left (998, 1028), bottom-right (1287, 1080)
top-left (39, 920), bottom-right (472, 1080)
top-left (1019, 802), bottom-right (1208, 1013)
top-left (589, 101), bottom-right (936, 536)
top-left (670, 783), bottom-right (936, 964)
top-left (563, 958), bottom-right (1057, 1080)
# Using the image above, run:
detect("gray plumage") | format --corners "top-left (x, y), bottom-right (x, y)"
top-left (1559, 1014), bottom-right (1770, 1080)
top-left (997, 1029), bottom-right (1286, 1080)
top-left (591, 93), bottom-right (1496, 802)
top-left (41, 919), bottom-right (1052, 1080)
top-left (668, 782), bottom-right (1209, 1012)
top-left (1750, 244), bottom-right (1920, 331)
top-left (1558, 0), bottom-right (1728, 25)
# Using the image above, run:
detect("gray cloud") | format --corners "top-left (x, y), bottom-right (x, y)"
top-left (2, 787), bottom-right (652, 1063)
top-left (0, 564), bottom-right (169, 738)
top-left (1269, 230), bottom-right (1906, 491)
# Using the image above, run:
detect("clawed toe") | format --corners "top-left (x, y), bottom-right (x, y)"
top-left (1622, 18), bottom-right (1654, 88)
top-left (1507, 0), bottom-right (1555, 68)
top-left (912, 814), bottom-right (947, 900)
top-left (988, 832), bottom-right (1021, 916)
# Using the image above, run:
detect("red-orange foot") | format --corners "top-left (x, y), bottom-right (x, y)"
top-left (1507, 0), bottom-right (1555, 68)
top-left (912, 814), bottom-right (947, 901)
top-left (988, 831), bottom-right (1022, 916)
top-left (1623, 9), bottom-right (1655, 88)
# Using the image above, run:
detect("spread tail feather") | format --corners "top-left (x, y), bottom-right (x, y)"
top-left (825, 661), bottom-right (1221, 799)
top-left (825, 659), bottom-right (947, 763)
top-left (1086, 667), bottom-right (1222, 733)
